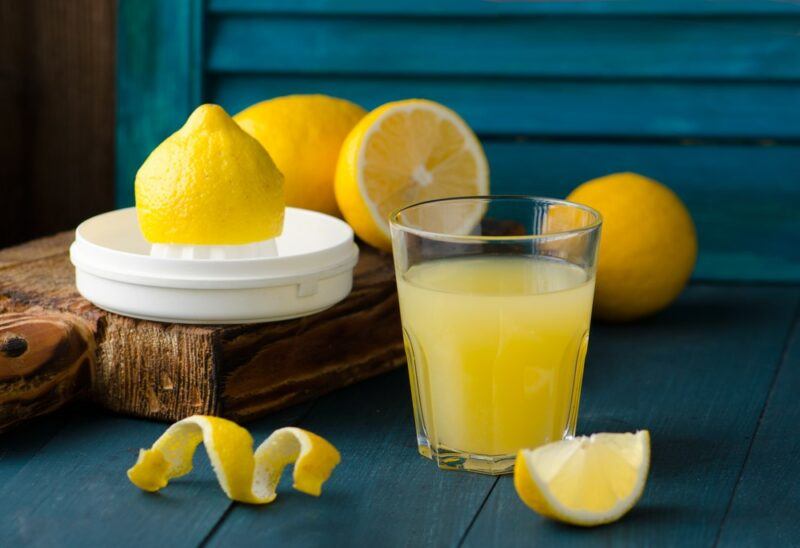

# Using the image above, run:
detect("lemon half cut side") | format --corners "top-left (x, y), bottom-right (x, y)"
top-left (335, 99), bottom-right (489, 250)
top-left (514, 430), bottom-right (650, 527)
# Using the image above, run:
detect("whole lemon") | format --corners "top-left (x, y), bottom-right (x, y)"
top-left (135, 104), bottom-right (284, 245)
top-left (235, 95), bottom-right (367, 216)
top-left (567, 172), bottom-right (697, 321)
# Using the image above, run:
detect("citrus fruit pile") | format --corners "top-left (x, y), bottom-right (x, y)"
top-left (136, 94), bottom-right (696, 320)
top-left (234, 96), bottom-right (488, 251)
top-left (137, 95), bottom-right (489, 255)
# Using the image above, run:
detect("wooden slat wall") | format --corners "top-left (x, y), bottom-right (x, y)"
top-left (206, 16), bottom-right (800, 79)
top-left (117, 0), bottom-right (800, 281)
top-left (115, 0), bottom-right (203, 209)
top-left (0, 0), bottom-right (116, 248)
top-left (206, 0), bottom-right (800, 16)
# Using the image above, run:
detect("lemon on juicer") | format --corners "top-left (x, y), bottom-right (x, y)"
top-left (135, 104), bottom-right (284, 245)
top-left (567, 172), bottom-right (697, 322)
top-left (234, 94), bottom-right (366, 217)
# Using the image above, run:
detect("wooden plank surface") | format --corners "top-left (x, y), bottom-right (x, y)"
top-left (0, 402), bottom-right (311, 547)
top-left (1, 283), bottom-right (797, 546)
top-left (0, 411), bottom-right (71, 486)
top-left (206, 15), bottom-right (800, 80)
top-left (716, 307), bottom-right (800, 546)
top-left (208, 0), bottom-right (800, 16)
top-left (210, 76), bottom-right (800, 140)
top-left (206, 371), bottom-right (497, 547)
top-left (116, 0), bottom-right (203, 208)
top-left (462, 285), bottom-right (800, 546)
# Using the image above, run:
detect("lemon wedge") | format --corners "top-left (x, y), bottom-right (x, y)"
top-left (127, 416), bottom-right (340, 504)
top-left (335, 99), bottom-right (489, 250)
top-left (514, 431), bottom-right (650, 527)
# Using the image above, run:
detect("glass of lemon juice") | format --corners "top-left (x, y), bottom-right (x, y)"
top-left (390, 196), bottom-right (601, 474)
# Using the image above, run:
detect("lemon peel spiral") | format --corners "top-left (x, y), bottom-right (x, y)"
top-left (127, 415), bottom-right (340, 504)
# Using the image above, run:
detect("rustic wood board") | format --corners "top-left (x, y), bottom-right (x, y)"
top-left (0, 232), bottom-right (405, 430)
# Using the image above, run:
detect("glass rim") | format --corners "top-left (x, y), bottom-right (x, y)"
top-left (389, 195), bottom-right (602, 243)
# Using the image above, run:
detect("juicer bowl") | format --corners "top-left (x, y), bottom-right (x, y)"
top-left (70, 208), bottom-right (359, 324)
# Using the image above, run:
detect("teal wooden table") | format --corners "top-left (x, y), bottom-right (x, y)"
top-left (4, 1), bottom-right (795, 545)
top-left (1, 281), bottom-right (798, 546)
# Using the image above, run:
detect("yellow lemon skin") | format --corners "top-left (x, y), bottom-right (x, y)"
top-left (567, 173), bottom-right (697, 322)
top-left (235, 94), bottom-right (366, 216)
top-left (135, 104), bottom-right (284, 245)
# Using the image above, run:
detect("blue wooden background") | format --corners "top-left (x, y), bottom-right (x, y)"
top-left (3, 3), bottom-right (797, 546)
top-left (116, 0), bottom-right (800, 282)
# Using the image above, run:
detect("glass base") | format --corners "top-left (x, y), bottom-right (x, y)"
top-left (418, 443), bottom-right (516, 475)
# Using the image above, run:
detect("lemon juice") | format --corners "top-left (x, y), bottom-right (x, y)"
top-left (397, 255), bottom-right (595, 469)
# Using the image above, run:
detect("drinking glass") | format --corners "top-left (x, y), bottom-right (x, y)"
top-left (390, 196), bottom-right (602, 474)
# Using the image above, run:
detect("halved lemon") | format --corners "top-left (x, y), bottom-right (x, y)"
top-left (127, 415), bottom-right (340, 504)
top-left (514, 430), bottom-right (650, 527)
top-left (335, 99), bottom-right (489, 250)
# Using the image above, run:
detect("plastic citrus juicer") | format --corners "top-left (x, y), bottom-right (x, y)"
top-left (70, 105), bottom-right (358, 324)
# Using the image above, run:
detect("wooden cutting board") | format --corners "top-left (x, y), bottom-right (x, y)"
top-left (0, 232), bottom-right (405, 432)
